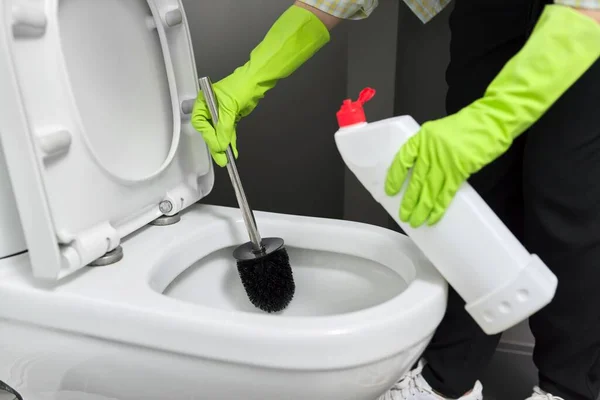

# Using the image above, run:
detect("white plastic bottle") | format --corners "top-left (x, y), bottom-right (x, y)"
top-left (334, 88), bottom-right (558, 335)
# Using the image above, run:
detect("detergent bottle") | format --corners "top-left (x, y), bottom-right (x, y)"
top-left (334, 88), bottom-right (558, 335)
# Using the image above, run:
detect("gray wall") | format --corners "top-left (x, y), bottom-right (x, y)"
top-left (184, 0), bottom-right (348, 219)
top-left (343, 0), bottom-right (399, 227)
top-left (185, 0), bottom-right (538, 398)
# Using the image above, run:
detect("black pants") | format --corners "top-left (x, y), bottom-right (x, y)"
top-left (418, 1), bottom-right (600, 399)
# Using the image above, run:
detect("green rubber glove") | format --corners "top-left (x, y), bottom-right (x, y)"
top-left (191, 5), bottom-right (330, 166)
top-left (385, 5), bottom-right (600, 228)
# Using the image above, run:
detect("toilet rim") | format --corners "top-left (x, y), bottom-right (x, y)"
top-left (0, 205), bottom-right (448, 370)
top-left (70, 203), bottom-right (446, 327)
top-left (140, 204), bottom-right (447, 329)
top-left (148, 207), bottom-right (427, 296)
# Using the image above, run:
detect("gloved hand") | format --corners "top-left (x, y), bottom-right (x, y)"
top-left (191, 5), bottom-right (330, 166)
top-left (385, 5), bottom-right (600, 228)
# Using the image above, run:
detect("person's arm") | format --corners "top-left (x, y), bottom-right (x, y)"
top-left (575, 8), bottom-right (600, 22)
top-left (555, 0), bottom-right (600, 21)
top-left (386, 3), bottom-right (600, 227)
top-left (294, 0), bottom-right (379, 28)
top-left (192, 1), bottom-right (376, 166)
top-left (293, 1), bottom-right (343, 30)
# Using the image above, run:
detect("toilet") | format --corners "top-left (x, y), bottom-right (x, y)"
top-left (0, 1), bottom-right (448, 399)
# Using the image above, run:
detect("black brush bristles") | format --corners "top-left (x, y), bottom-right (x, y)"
top-left (236, 247), bottom-right (295, 313)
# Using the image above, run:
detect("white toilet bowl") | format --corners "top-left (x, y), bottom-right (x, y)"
top-left (0, 0), bottom-right (448, 399)
top-left (0, 205), bottom-right (447, 400)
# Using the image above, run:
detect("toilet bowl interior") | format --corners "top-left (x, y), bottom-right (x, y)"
top-left (148, 206), bottom-right (420, 318)
top-left (163, 244), bottom-right (409, 316)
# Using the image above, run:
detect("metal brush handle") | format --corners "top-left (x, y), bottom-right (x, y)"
top-left (198, 77), bottom-right (263, 253)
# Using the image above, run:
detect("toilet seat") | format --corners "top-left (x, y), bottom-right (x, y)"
top-left (0, 204), bottom-right (447, 370)
top-left (0, 0), bottom-right (212, 280)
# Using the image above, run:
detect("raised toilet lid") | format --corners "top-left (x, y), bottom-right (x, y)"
top-left (0, 0), bottom-right (213, 280)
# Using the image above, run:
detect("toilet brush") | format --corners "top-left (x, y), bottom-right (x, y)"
top-left (198, 77), bottom-right (295, 313)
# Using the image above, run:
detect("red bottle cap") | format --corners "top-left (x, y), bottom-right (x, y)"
top-left (336, 87), bottom-right (376, 128)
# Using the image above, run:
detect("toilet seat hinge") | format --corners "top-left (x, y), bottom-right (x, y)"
top-left (59, 222), bottom-right (121, 271)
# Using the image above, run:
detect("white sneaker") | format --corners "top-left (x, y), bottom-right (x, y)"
top-left (377, 359), bottom-right (483, 400)
top-left (525, 386), bottom-right (565, 400)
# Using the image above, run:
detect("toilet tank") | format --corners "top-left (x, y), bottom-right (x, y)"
top-left (0, 138), bottom-right (27, 258)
